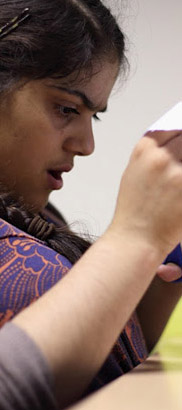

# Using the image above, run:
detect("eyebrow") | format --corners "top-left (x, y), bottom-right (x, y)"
top-left (48, 85), bottom-right (108, 113)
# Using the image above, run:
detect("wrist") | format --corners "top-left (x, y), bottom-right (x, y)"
top-left (105, 223), bottom-right (167, 272)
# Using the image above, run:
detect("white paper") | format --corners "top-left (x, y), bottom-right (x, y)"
top-left (148, 102), bottom-right (182, 131)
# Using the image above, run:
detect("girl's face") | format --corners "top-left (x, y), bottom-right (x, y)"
top-left (0, 62), bottom-right (118, 211)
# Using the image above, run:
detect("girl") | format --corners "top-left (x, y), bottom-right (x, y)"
top-left (0, 1), bottom-right (182, 408)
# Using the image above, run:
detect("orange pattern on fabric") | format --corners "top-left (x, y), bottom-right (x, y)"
top-left (0, 217), bottom-right (148, 392)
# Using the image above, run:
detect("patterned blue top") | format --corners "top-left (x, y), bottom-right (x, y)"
top-left (0, 218), bottom-right (148, 394)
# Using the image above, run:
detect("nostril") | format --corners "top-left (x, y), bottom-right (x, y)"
top-left (76, 152), bottom-right (84, 157)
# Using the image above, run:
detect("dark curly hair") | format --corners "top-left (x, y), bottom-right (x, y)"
top-left (0, 0), bottom-right (127, 94)
top-left (0, 193), bottom-right (91, 264)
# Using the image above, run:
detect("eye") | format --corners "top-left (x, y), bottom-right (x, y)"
top-left (58, 105), bottom-right (80, 117)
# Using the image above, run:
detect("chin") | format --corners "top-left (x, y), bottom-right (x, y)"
top-left (18, 194), bottom-right (50, 214)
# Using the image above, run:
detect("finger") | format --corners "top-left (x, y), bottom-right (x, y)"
top-left (156, 263), bottom-right (182, 282)
top-left (164, 133), bottom-right (182, 161)
top-left (144, 130), bottom-right (182, 147)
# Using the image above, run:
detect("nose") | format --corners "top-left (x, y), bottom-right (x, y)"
top-left (62, 118), bottom-right (95, 157)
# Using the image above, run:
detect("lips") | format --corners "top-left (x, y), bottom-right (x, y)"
top-left (47, 171), bottom-right (63, 190)
top-left (49, 170), bottom-right (62, 180)
top-left (47, 164), bottom-right (73, 190)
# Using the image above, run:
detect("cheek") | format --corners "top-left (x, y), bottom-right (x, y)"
top-left (13, 119), bottom-right (55, 158)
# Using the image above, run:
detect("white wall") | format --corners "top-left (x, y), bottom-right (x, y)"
top-left (50, 0), bottom-right (182, 237)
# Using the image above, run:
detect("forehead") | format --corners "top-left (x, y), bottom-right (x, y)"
top-left (83, 62), bottom-right (118, 103)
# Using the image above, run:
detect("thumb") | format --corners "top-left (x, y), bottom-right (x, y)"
top-left (156, 263), bottom-right (182, 283)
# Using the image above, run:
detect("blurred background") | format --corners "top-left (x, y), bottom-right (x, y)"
top-left (50, 0), bottom-right (182, 343)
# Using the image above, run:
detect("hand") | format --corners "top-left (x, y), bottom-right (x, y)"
top-left (153, 130), bottom-right (182, 161)
top-left (111, 130), bottom-right (182, 256)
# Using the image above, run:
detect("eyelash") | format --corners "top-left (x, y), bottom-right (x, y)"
top-left (93, 114), bottom-right (101, 122)
top-left (58, 105), bottom-right (101, 121)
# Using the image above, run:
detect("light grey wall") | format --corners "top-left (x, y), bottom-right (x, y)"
top-left (50, 0), bottom-right (182, 237)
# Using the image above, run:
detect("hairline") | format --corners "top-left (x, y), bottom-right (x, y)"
top-left (0, 52), bottom-right (121, 100)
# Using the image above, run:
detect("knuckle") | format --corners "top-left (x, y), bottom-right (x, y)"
top-left (132, 137), bottom-right (153, 159)
top-left (150, 148), bottom-right (171, 172)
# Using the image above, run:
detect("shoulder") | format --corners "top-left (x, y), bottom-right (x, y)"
top-left (0, 218), bottom-right (72, 326)
top-left (0, 217), bottom-right (72, 270)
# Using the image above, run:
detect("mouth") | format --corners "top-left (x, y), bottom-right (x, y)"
top-left (47, 170), bottom-right (63, 190)
top-left (49, 170), bottom-right (63, 180)
top-left (47, 164), bottom-right (73, 190)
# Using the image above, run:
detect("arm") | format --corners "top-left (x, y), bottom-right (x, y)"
top-left (13, 231), bottom-right (162, 409)
top-left (13, 131), bottom-right (182, 409)
top-left (137, 130), bottom-right (182, 352)
top-left (137, 274), bottom-right (182, 352)
top-left (0, 322), bottom-right (58, 410)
